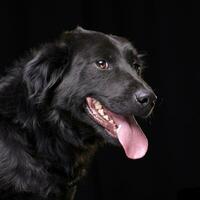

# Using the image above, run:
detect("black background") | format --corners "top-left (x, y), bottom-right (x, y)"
top-left (0, 1), bottom-right (200, 200)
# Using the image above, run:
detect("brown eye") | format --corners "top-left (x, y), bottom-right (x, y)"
top-left (96, 60), bottom-right (109, 70)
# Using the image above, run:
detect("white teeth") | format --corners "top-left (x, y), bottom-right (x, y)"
top-left (109, 119), bottom-right (114, 124)
top-left (95, 101), bottom-right (100, 105)
top-left (92, 99), bottom-right (115, 124)
top-left (103, 115), bottom-right (109, 121)
top-left (95, 103), bottom-right (102, 110)
top-left (98, 109), bottom-right (104, 116)
top-left (93, 100), bottom-right (103, 110)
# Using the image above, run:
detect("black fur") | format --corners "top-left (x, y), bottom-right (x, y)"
top-left (0, 27), bottom-right (156, 200)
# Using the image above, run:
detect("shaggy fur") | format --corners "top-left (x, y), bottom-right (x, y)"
top-left (0, 27), bottom-right (156, 200)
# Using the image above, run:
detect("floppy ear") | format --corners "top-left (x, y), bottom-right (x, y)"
top-left (23, 42), bottom-right (69, 103)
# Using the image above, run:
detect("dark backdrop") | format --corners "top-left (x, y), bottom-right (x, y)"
top-left (0, 1), bottom-right (199, 200)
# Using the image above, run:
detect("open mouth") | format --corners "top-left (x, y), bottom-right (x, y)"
top-left (86, 97), bottom-right (148, 159)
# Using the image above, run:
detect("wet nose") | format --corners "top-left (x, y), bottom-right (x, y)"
top-left (134, 89), bottom-right (157, 108)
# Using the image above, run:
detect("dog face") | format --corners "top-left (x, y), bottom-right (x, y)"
top-left (61, 27), bottom-right (156, 116)
top-left (24, 27), bottom-right (156, 159)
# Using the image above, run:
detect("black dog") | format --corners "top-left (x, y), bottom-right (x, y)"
top-left (0, 27), bottom-right (156, 200)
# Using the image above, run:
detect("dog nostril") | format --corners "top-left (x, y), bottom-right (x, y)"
top-left (135, 91), bottom-right (151, 106)
top-left (135, 89), bottom-right (157, 107)
top-left (136, 94), bottom-right (149, 105)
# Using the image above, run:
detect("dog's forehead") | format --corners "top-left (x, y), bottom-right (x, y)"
top-left (73, 30), bottom-right (137, 58)
top-left (108, 34), bottom-right (138, 55)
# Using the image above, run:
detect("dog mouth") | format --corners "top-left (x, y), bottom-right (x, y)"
top-left (86, 97), bottom-right (148, 159)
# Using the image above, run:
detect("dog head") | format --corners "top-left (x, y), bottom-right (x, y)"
top-left (24, 27), bottom-right (156, 159)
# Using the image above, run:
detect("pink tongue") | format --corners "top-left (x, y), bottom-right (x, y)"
top-left (112, 114), bottom-right (148, 159)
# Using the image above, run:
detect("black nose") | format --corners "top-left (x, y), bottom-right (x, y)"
top-left (134, 89), bottom-right (157, 107)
